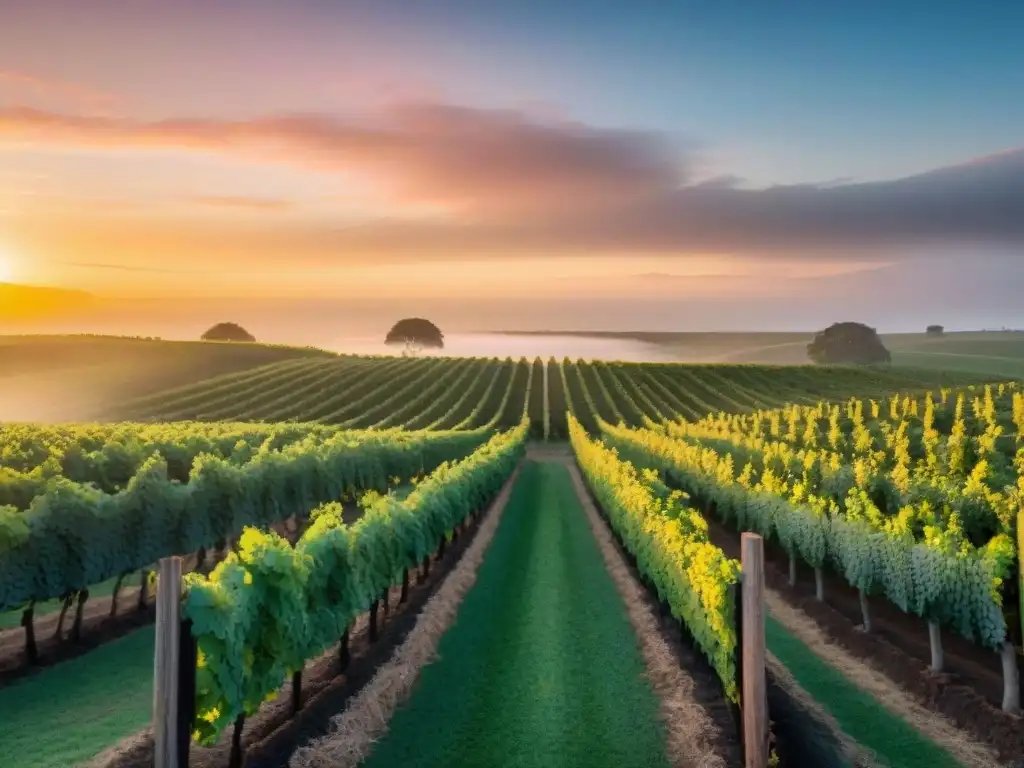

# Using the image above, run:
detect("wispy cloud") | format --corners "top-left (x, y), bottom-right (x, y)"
top-left (0, 104), bottom-right (686, 216)
top-left (692, 174), bottom-right (745, 189)
top-left (0, 102), bottom-right (1021, 257)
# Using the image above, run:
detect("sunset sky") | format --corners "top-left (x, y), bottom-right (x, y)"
top-left (0, 0), bottom-right (1022, 332)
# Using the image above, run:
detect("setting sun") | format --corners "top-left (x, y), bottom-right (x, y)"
top-left (0, 252), bottom-right (15, 283)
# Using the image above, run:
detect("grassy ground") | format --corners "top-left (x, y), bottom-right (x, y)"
top-left (363, 461), bottom-right (670, 768)
top-left (503, 331), bottom-right (813, 363)
top-left (0, 626), bottom-right (154, 768)
top-left (695, 329), bottom-right (1024, 375)
top-left (766, 616), bottom-right (964, 768)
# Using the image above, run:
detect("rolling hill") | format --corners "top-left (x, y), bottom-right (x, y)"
top-left (0, 335), bottom-right (333, 422)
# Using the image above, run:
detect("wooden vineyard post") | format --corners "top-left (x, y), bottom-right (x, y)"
top-left (153, 557), bottom-right (183, 768)
top-left (370, 599), bottom-right (380, 642)
top-left (741, 533), bottom-right (769, 768)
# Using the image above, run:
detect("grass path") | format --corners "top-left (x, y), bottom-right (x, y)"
top-left (765, 616), bottom-right (969, 768)
top-left (362, 461), bottom-right (670, 768)
top-left (0, 626), bottom-right (154, 768)
top-left (764, 595), bottom-right (999, 768)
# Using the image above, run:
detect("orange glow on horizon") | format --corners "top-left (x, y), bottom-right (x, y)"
top-left (11, 247), bottom-right (894, 304)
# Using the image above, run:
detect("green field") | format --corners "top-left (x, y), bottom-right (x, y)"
top-left (885, 332), bottom-right (1024, 378)
top-left (108, 354), bottom-right (993, 430)
top-left (364, 461), bottom-right (670, 768)
top-left (766, 617), bottom-right (962, 768)
top-left (2, 331), bottom-right (1022, 424)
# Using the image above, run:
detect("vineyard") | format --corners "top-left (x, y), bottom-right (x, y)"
top-left (111, 355), bottom-right (989, 427)
top-left (0, 353), bottom-right (1022, 768)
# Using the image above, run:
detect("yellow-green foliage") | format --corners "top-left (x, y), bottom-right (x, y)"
top-left (606, 383), bottom-right (1020, 649)
top-left (568, 414), bottom-right (740, 700)
top-left (0, 425), bottom-right (496, 614)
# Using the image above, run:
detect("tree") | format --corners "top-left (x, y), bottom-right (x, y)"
top-left (201, 322), bottom-right (256, 343)
top-left (807, 322), bottom-right (891, 365)
top-left (926, 325), bottom-right (944, 336)
top-left (385, 318), bottom-right (444, 355)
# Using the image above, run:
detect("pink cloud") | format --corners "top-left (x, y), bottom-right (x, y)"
top-left (0, 102), bottom-right (1020, 257)
top-left (0, 104), bottom-right (686, 217)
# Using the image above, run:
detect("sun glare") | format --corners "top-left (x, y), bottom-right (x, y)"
top-left (0, 251), bottom-right (15, 283)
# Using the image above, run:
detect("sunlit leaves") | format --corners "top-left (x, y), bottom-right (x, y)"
top-left (182, 421), bottom-right (528, 744)
top-left (0, 424), bottom-right (496, 612)
top-left (569, 415), bottom-right (740, 701)
top-left (612, 381), bottom-right (1023, 650)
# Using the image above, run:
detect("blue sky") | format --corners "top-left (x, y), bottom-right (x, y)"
top-left (325, 0), bottom-right (1024, 183)
top-left (4, 0), bottom-right (1022, 185)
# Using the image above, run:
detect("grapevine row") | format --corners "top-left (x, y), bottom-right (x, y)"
top-left (0, 427), bottom-right (493, 613)
top-left (110, 355), bottom-right (1004, 431)
top-left (183, 421), bottom-right (528, 743)
top-left (569, 413), bottom-right (741, 699)
top-left (0, 422), bottom-right (338, 491)
top-left (598, 420), bottom-right (1023, 712)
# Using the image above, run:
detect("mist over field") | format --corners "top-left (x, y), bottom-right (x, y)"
top-left (4, 267), bottom-right (1024, 354)
top-left (332, 333), bottom-right (678, 361)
